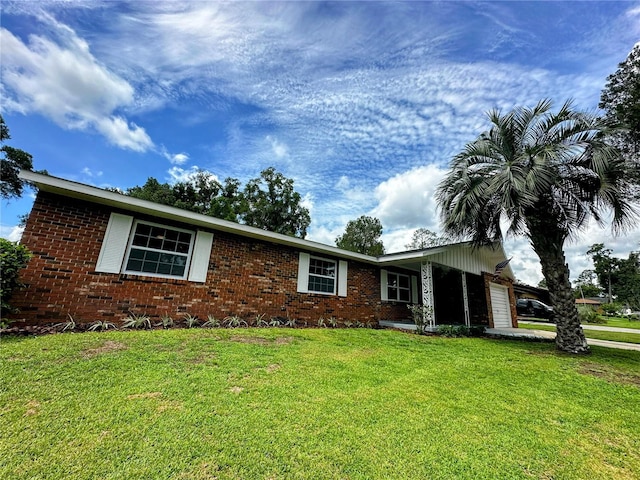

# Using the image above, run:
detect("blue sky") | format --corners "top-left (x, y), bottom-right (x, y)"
top-left (1, 1), bottom-right (639, 286)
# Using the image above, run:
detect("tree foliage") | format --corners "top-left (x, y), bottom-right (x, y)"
top-left (436, 99), bottom-right (637, 354)
top-left (336, 215), bottom-right (385, 256)
top-left (573, 269), bottom-right (602, 299)
top-left (126, 167), bottom-right (309, 238)
top-left (599, 43), bottom-right (640, 197)
top-left (405, 228), bottom-right (447, 250)
top-left (1, 115), bottom-right (33, 199)
top-left (0, 238), bottom-right (31, 318)
top-left (241, 167), bottom-right (310, 238)
top-left (587, 243), bottom-right (640, 309)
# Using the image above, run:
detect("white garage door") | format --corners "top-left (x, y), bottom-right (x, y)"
top-left (489, 283), bottom-right (512, 328)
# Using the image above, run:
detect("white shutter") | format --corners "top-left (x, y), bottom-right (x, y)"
top-left (338, 260), bottom-right (348, 297)
top-left (95, 213), bottom-right (133, 273)
top-left (297, 252), bottom-right (310, 293)
top-left (411, 275), bottom-right (418, 304)
top-left (380, 269), bottom-right (388, 301)
top-left (188, 231), bottom-right (213, 283)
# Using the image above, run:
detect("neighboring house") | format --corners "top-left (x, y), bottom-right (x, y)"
top-left (575, 298), bottom-right (604, 309)
top-left (8, 171), bottom-right (518, 329)
top-left (513, 283), bottom-right (551, 305)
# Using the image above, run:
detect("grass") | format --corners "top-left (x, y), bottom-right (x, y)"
top-left (598, 316), bottom-right (640, 330)
top-left (519, 323), bottom-right (640, 344)
top-left (1, 328), bottom-right (639, 479)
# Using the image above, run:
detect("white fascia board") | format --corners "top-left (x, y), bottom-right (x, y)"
top-left (19, 170), bottom-right (378, 264)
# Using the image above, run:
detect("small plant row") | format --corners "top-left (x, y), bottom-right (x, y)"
top-left (1, 313), bottom-right (377, 335)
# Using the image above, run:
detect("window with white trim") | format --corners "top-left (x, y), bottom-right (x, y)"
top-left (124, 221), bottom-right (194, 278)
top-left (296, 253), bottom-right (347, 297)
top-left (387, 272), bottom-right (411, 302)
top-left (308, 256), bottom-right (336, 294)
top-left (96, 213), bottom-right (213, 282)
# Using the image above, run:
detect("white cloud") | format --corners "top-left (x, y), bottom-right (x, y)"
top-left (160, 146), bottom-right (190, 165)
top-left (81, 167), bottom-right (103, 178)
top-left (371, 164), bottom-right (447, 231)
top-left (0, 21), bottom-right (153, 152)
top-left (167, 165), bottom-right (207, 184)
top-left (0, 225), bottom-right (25, 242)
top-left (266, 136), bottom-right (289, 159)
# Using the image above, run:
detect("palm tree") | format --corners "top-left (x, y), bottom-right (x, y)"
top-left (436, 99), bottom-right (637, 354)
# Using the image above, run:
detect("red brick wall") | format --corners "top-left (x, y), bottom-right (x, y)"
top-left (9, 192), bottom-right (410, 326)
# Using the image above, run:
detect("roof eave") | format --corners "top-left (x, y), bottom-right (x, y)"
top-left (19, 170), bottom-right (378, 264)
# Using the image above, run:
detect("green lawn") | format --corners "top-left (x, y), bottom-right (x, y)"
top-left (1, 328), bottom-right (639, 479)
top-left (598, 317), bottom-right (640, 330)
top-left (519, 323), bottom-right (640, 344)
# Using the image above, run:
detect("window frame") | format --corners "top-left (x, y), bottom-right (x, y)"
top-left (122, 220), bottom-right (195, 280)
top-left (307, 255), bottom-right (337, 295)
top-left (386, 271), bottom-right (411, 303)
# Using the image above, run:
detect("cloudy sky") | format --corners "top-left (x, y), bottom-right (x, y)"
top-left (1, 1), bottom-right (639, 286)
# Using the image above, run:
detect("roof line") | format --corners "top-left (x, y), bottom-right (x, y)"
top-left (19, 171), bottom-right (512, 272)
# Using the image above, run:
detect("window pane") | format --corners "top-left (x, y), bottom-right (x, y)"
top-left (142, 261), bottom-right (157, 273)
top-left (157, 263), bottom-right (172, 274)
top-left (129, 249), bottom-right (145, 260)
top-left (165, 230), bottom-right (179, 241)
top-left (308, 275), bottom-right (335, 293)
top-left (148, 237), bottom-right (163, 249)
top-left (132, 234), bottom-right (148, 247)
top-left (399, 275), bottom-right (410, 288)
top-left (399, 289), bottom-right (410, 302)
top-left (145, 250), bottom-right (160, 262)
top-left (176, 241), bottom-right (190, 254)
top-left (388, 286), bottom-right (396, 300)
top-left (171, 264), bottom-right (186, 276)
top-left (126, 259), bottom-right (142, 271)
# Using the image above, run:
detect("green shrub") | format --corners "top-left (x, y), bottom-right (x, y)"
top-left (600, 303), bottom-right (621, 316)
top-left (577, 306), bottom-right (606, 324)
top-left (0, 238), bottom-right (31, 318)
top-left (436, 324), bottom-right (473, 337)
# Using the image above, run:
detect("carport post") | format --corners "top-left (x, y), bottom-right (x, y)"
top-left (421, 261), bottom-right (435, 328)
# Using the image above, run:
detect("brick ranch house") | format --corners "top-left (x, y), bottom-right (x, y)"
top-left (9, 171), bottom-right (518, 329)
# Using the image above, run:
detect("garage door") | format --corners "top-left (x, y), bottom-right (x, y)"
top-left (489, 283), bottom-right (512, 328)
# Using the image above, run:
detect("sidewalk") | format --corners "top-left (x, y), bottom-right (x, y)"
top-left (518, 320), bottom-right (640, 334)
top-left (514, 321), bottom-right (640, 352)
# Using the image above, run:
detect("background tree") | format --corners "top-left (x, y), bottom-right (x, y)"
top-left (125, 167), bottom-right (310, 237)
top-left (599, 43), bottom-right (640, 199)
top-left (0, 238), bottom-right (31, 319)
top-left (573, 269), bottom-right (602, 299)
top-left (1, 115), bottom-right (33, 199)
top-left (336, 215), bottom-right (385, 256)
top-left (586, 244), bottom-right (617, 303)
top-left (587, 243), bottom-right (640, 309)
top-left (436, 99), bottom-right (636, 354)
top-left (242, 167), bottom-right (310, 238)
top-left (405, 228), bottom-right (446, 250)
top-left (127, 177), bottom-right (178, 206)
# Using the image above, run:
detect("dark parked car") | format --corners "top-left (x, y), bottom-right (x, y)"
top-left (516, 298), bottom-right (554, 320)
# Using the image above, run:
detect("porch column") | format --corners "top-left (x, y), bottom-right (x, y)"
top-left (421, 261), bottom-right (435, 327)
top-left (461, 271), bottom-right (470, 326)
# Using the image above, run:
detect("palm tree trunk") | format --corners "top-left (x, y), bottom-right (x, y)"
top-left (528, 229), bottom-right (589, 354)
